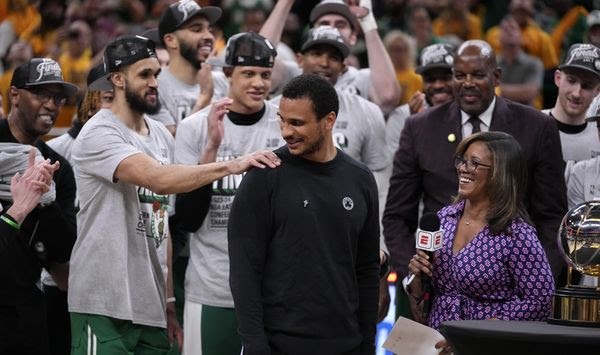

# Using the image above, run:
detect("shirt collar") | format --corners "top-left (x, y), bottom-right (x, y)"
top-left (460, 96), bottom-right (496, 127)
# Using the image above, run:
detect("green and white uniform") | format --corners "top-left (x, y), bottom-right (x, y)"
top-left (68, 109), bottom-right (174, 353)
top-left (174, 101), bottom-right (283, 355)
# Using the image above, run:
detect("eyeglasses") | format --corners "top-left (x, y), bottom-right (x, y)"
top-left (25, 88), bottom-right (67, 105)
top-left (454, 155), bottom-right (492, 173)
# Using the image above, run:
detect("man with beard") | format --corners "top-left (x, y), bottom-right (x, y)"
top-left (0, 57), bottom-right (77, 355)
top-left (68, 35), bottom-right (280, 355)
top-left (228, 73), bottom-right (380, 355)
top-left (542, 44), bottom-right (600, 167)
top-left (383, 40), bottom-right (567, 298)
top-left (261, 0), bottom-right (400, 114)
top-left (150, 0), bottom-right (229, 135)
top-left (174, 31), bottom-right (283, 355)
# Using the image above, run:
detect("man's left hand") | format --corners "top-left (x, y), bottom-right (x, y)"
top-left (167, 304), bottom-right (183, 351)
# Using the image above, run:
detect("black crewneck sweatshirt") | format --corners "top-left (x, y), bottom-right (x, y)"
top-left (228, 146), bottom-right (380, 355)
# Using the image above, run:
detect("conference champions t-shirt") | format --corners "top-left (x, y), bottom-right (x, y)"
top-left (174, 102), bottom-right (284, 307)
top-left (68, 109), bottom-right (174, 328)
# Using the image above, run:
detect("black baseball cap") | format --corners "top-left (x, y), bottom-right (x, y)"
top-left (11, 58), bottom-right (78, 96)
top-left (158, 0), bottom-right (221, 45)
top-left (141, 28), bottom-right (163, 48)
top-left (87, 63), bottom-right (112, 91)
top-left (559, 43), bottom-right (600, 80)
top-left (310, 0), bottom-right (356, 30)
top-left (91, 35), bottom-right (158, 90)
top-left (416, 43), bottom-right (456, 75)
top-left (301, 26), bottom-right (350, 59)
top-left (207, 32), bottom-right (277, 68)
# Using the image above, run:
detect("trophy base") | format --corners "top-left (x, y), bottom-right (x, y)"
top-left (548, 287), bottom-right (600, 327)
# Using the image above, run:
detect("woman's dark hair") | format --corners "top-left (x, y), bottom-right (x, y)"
top-left (453, 131), bottom-right (531, 234)
top-left (281, 73), bottom-right (339, 119)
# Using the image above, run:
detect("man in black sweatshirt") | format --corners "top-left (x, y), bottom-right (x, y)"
top-left (0, 58), bottom-right (78, 355)
top-left (228, 74), bottom-right (380, 355)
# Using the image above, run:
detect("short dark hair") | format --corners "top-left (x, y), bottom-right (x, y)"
top-left (454, 131), bottom-right (531, 234)
top-left (281, 73), bottom-right (339, 119)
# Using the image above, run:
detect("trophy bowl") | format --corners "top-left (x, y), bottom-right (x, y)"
top-left (558, 201), bottom-right (600, 277)
top-left (549, 201), bottom-right (600, 327)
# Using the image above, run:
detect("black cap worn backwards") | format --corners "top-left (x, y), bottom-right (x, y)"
top-left (206, 32), bottom-right (277, 68)
top-left (416, 43), bottom-right (456, 75)
top-left (11, 58), bottom-right (78, 96)
top-left (301, 26), bottom-right (350, 59)
top-left (559, 43), bottom-right (600, 80)
top-left (86, 63), bottom-right (112, 91)
top-left (158, 0), bottom-right (221, 45)
top-left (90, 35), bottom-right (158, 90)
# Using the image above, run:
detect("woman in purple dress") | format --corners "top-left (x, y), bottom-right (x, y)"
top-left (407, 132), bottom-right (555, 354)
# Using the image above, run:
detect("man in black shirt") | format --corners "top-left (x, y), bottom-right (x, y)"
top-left (0, 58), bottom-right (78, 355)
top-left (228, 74), bottom-right (380, 355)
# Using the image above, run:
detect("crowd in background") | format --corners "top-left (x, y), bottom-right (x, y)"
top-left (2, 1), bottom-right (600, 355)
top-left (1, 0), bottom-right (599, 132)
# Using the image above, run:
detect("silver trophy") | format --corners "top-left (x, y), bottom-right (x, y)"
top-left (549, 201), bottom-right (600, 327)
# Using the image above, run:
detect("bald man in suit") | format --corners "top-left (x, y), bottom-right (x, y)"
top-left (383, 40), bottom-right (567, 284)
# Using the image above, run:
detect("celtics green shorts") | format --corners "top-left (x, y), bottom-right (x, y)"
top-left (70, 313), bottom-right (170, 355)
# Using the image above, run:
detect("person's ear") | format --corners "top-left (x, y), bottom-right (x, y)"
top-left (9, 86), bottom-right (19, 108)
top-left (324, 111), bottom-right (336, 130)
top-left (110, 72), bottom-right (125, 89)
top-left (163, 33), bottom-right (178, 50)
top-left (493, 67), bottom-right (501, 87)
top-left (554, 70), bottom-right (561, 87)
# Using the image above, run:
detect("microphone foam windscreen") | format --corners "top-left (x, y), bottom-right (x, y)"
top-left (419, 212), bottom-right (440, 232)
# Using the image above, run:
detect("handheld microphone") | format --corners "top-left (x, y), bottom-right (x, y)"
top-left (415, 212), bottom-right (443, 318)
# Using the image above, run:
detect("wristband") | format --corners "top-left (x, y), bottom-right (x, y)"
top-left (358, 0), bottom-right (377, 33)
top-left (1, 214), bottom-right (20, 230)
top-left (166, 297), bottom-right (176, 303)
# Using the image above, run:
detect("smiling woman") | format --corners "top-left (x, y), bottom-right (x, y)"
top-left (406, 131), bottom-right (555, 355)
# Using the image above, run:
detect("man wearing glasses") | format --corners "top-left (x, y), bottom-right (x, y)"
top-left (0, 58), bottom-right (78, 354)
top-left (383, 40), bottom-right (568, 299)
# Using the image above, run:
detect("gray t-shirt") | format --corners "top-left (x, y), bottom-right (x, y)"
top-left (271, 88), bottom-right (388, 171)
top-left (542, 109), bottom-right (600, 163)
top-left (68, 109), bottom-right (174, 328)
top-left (175, 102), bottom-right (284, 307)
top-left (385, 103), bottom-right (410, 160)
top-left (149, 67), bottom-right (229, 127)
top-left (566, 156), bottom-right (600, 209)
top-left (47, 133), bottom-right (75, 165)
top-left (335, 65), bottom-right (371, 100)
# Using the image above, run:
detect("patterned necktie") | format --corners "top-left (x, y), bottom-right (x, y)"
top-left (469, 116), bottom-right (481, 134)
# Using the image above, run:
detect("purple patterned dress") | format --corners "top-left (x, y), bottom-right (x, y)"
top-left (427, 200), bottom-right (555, 330)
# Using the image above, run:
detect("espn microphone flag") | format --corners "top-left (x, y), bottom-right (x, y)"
top-left (415, 213), bottom-right (443, 252)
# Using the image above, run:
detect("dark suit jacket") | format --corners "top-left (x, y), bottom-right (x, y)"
top-left (382, 96), bottom-right (567, 280)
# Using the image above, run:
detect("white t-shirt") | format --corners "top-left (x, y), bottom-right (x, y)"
top-left (149, 67), bottom-right (229, 127)
top-left (68, 109), bottom-right (174, 328)
top-left (174, 102), bottom-right (284, 307)
top-left (542, 109), bottom-right (600, 163)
